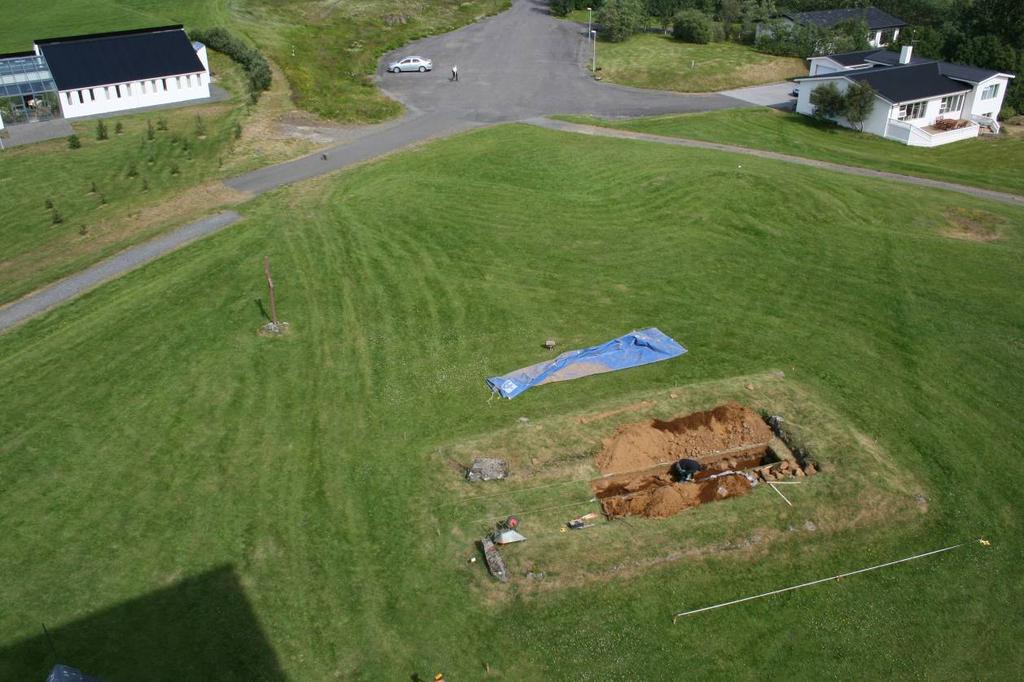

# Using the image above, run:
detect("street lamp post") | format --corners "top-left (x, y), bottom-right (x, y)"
top-left (591, 30), bottom-right (597, 74)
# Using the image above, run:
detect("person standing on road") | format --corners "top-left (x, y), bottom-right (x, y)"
top-left (451, 64), bottom-right (458, 82)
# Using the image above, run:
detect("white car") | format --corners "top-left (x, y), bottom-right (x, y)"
top-left (388, 56), bottom-right (432, 73)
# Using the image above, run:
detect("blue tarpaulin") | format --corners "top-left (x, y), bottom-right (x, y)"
top-left (486, 328), bottom-right (686, 399)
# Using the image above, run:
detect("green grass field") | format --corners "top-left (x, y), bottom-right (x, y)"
top-left (592, 34), bottom-right (806, 92)
top-left (561, 108), bottom-right (1024, 196)
top-left (1, 123), bottom-right (1023, 679)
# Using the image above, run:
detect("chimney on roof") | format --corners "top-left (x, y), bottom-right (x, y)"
top-left (899, 45), bottom-right (913, 64)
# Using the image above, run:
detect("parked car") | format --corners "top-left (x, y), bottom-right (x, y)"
top-left (388, 56), bottom-right (432, 73)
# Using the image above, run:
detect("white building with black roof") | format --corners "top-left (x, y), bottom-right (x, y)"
top-left (0, 25), bottom-right (209, 126)
top-left (794, 46), bottom-right (1015, 147)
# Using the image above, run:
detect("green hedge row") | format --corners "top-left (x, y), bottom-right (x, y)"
top-left (190, 28), bottom-right (272, 103)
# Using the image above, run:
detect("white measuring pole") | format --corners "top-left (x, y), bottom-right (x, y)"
top-left (672, 542), bottom-right (967, 622)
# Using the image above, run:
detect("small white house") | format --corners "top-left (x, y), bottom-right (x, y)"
top-left (758, 7), bottom-right (907, 49)
top-left (33, 26), bottom-right (209, 120)
top-left (795, 46), bottom-right (1015, 147)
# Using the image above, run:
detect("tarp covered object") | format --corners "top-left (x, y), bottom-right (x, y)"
top-left (487, 328), bottom-right (686, 399)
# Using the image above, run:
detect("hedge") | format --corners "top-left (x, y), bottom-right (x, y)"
top-left (190, 28), bottom-right (272, 103)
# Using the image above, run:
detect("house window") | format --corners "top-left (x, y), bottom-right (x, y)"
top-left (981, 83), bottom-right (1000, 100)
top-left (115, 84), bottom-right (121, 98)
top-left (898, 101), bottom-right (926, 120)
top-left (162, 78), bottom-right (168, 90)
top-left (879, 29), bottom-right (895, 45)
top-left (77, 90), bottom-right (84, 104)
top-left (105, 86), bottom-right (110, 99)
top-left (89, 88), bottom-right (95, 101)
top-left (65, 92), bottom-right (72, 105)
top-left (176, 76), bottom-right (182, 88)
top-left (939, 94), bottom-right (964, 115)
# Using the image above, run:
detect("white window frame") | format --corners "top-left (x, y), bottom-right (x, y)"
top-left (938, 93), bottom-right (964, 115)
top-left (898, 101), bottom-right (927, 121)
top-left (981, 83), bottom-right (1000, 100)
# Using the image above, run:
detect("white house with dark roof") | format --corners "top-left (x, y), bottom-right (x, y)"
top-left (0, 25), bottom-right (209, 125)
top-left (758, 6), bottom-right (907, 48)
top-left (794, 46), bottom-right (1015, 147)
top-left (36, 26), bottom-right (209, 119)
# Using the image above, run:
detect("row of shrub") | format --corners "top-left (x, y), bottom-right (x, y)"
top-left (190, 27), bottom-right (272, 103)
top-left (549, 0), bottom-right (775, 45)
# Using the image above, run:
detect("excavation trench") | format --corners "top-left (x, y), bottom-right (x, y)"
top-left (592, 402), bottom-right (780, 519)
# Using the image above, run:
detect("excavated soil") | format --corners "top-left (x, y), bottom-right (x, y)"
top-left (592, 402), bottom-right (775, 520)
top-left (597, 473), bottom-right (753, 519)
top-left (595, 402), bottom-right (773, 475)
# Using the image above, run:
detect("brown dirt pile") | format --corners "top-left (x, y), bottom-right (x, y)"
top-left (598, 474), bottom-right (753, 519)
top-left (595, 402), bottom-right (772, 475)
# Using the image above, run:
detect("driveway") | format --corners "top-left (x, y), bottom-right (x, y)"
top-left (719, 82), bottom-right (797, 110)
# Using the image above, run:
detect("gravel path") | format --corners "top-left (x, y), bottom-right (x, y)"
top-left (0, 211), bottom-right (240, 333)
top-left (528, 117), bottom-right (1024, 208)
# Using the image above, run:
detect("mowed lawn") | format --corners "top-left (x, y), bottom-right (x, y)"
top-left (563, 107), bottom-right (1024, 195)
top-left (1, 125), bottom-right (1023, 679)
top-left (593, 35), bottom-right (806, 92)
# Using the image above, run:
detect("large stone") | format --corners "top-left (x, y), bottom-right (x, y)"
top-left (466, 457), bottom-right (509, 482)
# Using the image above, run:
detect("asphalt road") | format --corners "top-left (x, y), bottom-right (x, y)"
top-left (376, 0), bottom-right (743, 122)
top-left (227, 0), bottom-right (744, 195)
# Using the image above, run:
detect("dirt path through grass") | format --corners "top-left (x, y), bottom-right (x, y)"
top-left (529, 117), bottom-right (1024, 207)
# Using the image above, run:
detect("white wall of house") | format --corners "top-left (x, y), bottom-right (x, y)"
top-left (57, 70), bottom-right (209, 119)
top-left (795, 76), bottom-right (847, 116)
top-left (808, 57), bottom-right (843, 76)
top-left (962, 75), bottom-right (1011, 119)
top-left (868, 27), bottom-right (899, 48)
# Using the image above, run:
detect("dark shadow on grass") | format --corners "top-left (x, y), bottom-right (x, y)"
top-left (255, 297), bottom-right (271, 322)
top-left (0, 565), bottom-right (284, 682)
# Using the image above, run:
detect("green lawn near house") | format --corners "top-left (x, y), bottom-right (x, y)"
top-left (592, 34), bottom-right (806, 92)
top-left (560, 107), bottom-right (1024, 196)
top-left (0, 53), bottom-right (268, 306)
top-left (1, 123), bottom-right (1023, 679)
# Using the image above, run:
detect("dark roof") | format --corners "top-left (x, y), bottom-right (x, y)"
top-left (845, 63), bottom-right (970, 101)
top-left (938, 61), bottom-right (1013, 83)
top-left (813, 49), bottom-right (1015, 85)
top-left (864, 50), bottom-right (932, 67)
top-left (822, 49), bottom-right (879, 66)
top-left (0, 50), bottom-right (37, 59)
top-left (785, 7), bottom-right (906, 30)
top-left (36, 26), bottom-right (204, 91)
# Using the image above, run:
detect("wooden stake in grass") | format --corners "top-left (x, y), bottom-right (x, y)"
top-left (264, 256), bottom-right (278, 325)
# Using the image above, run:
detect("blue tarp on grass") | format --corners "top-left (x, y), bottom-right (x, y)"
top-left (487, 328), bottom-right (686, 399)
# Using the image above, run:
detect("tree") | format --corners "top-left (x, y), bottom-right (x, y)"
top-left (597, 0), bottom-right (646, 42)
top-left (673, 9), bottom-right (715, 44)
top-left (549, 0), bottom-right (576, 17)
top-left (647, 0), bottom-right (683, 31)
top-left (843, 81), bottom-right (876, 131)
top-left (809, 82), bottom-right (845, 121)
